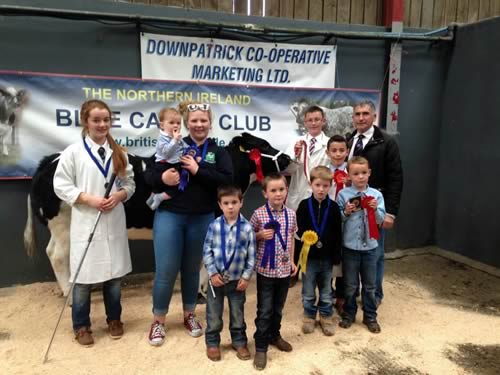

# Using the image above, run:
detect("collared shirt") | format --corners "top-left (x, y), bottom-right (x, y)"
top-left (337, 185), bottom-right (386, 251)
top-left (348, 125), bottom-right (375, 160)
top-left (250, 204), bottom-right (297, 278)
top-left (203, 214), bottom-right (256, 281)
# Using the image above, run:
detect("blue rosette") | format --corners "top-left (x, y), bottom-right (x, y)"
top-left (261, 219), bottom-right (280, 269)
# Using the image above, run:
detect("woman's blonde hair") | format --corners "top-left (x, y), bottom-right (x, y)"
top-left (80, 99), bottom-right (128, 177)
top-left (177, 101), bottom-right (213, 128)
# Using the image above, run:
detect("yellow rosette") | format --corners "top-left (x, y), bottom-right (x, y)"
top-left (299, 230), bottom-right (318, 274)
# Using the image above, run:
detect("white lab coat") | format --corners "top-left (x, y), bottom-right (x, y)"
top-left (53, 136), bottom-right (135, 284)
top-left (284, 132), bottom-right (330, 211)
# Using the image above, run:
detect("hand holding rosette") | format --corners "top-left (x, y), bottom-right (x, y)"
top-left (299, 230), bottom-right (318, 274)
top-left (261, 220), bottom-right (280, 269)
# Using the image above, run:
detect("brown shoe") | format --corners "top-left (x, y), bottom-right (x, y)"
top-left (253, 351), bottom-right (267, 370)
top-left (75, 327), bottom-right (94, 347)
top-left (108, 320), bottom-right (124, 339)
top-left (363, 318), bottom-right (381, 334)
top-left (302, 316), bottom-right (316, 334)
top-left (232, 345), bottom-right (251, 360)
top-left (270, 336), bottom-right (292, 352)
top-left (319, 315), bottom-right (336, 336)
top-left (206, 346), bottom-right (221, 361)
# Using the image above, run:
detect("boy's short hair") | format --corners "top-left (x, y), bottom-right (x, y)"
top-left (158, 107), bottom-right (180, 122)
top-left (304, 105), bottom-right (325, 118)
top-left (347, 156), bottom-right (370, 170)
top-left (327, 135), bottom-right (348, 149)
top-left (262, 173), bottom-right (288, 191)
top-left (310, 166), bottom-right (333, 183)
top-left (217, 185), bottom-right (243, 201)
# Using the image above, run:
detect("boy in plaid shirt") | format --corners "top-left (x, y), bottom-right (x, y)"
top-left (250, 173), bottom-right (298, 371)
top-left (203, 185), bottom-right (256, 362)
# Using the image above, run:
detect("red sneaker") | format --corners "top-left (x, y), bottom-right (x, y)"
top-left (183, 313), bottom-right (202, 337)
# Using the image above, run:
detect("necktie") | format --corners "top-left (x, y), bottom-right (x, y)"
top-left (97, 146), bottom-right (106, 163)
top-left (353, 134), bottom-right (364, 157)
top-left (309, 137), bottom-right (316, 155)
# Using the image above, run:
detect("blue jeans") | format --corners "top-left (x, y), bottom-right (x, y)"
top-left (375, 229), bottom-right (385, 302)
top-left (152, 210), bottom-right (213, 315)
top-left (301, 258), bottom-right (334, 318)
top-left (342, 247), bottom-right (377, 322)
top-left (72, 278), bottom-right (122, 331)
top-left (254, 274), bottom-right (290, 352)
top-left (205, 280), bottom-right (247, 348)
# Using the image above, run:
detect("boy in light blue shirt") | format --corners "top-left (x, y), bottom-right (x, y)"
top-left (336, 156), bottom-right (385, 334)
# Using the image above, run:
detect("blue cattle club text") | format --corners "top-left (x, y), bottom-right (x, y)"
top-left (56, 110), bottom-right (272, 131)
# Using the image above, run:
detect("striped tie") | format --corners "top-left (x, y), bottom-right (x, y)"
top-left (309, 137), bottom-right (316, 155)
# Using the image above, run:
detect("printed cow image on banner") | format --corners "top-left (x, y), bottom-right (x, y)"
top-left (0, 70), bottom-right (380, 178)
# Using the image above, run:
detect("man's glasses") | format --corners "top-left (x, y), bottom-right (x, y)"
top-left (187, 103), bottom-right (210, 112)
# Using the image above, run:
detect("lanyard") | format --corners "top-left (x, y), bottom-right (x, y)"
top-left (220, 215), bottom-right (241, 271)
top-left (307, 197), bottom-right (331, 241)
top-left (189, 138), bottom-right (209, 164)
top-left (265, 202), bottom-right (288, 251)
top-left (83, 139), bottom-right (111, 178)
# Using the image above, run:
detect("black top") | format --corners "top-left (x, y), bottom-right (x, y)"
top-left (296, 196), bottom-right (342, 265)
top-left (145, 137), bottom-right (233, 214)
top-left (347, 126), bottom-right (403, 216)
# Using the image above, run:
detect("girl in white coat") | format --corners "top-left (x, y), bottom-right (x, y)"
top-left (53, 99), bottom-right (135, 346)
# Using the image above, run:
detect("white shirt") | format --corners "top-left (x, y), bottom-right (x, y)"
top-left (284, 132), bottom-right (330, 211)
top-left (53, 136), bottom-right (135, 284)
top-left (348, 125), bottom-right (375, 160)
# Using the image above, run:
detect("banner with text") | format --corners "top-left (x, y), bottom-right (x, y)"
top-left (141, 33), bottom-right (336, 88)
top-left (0, 71), bottom-right (380, 178)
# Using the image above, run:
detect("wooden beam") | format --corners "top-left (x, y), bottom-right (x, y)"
top-left (309, 0), bottom-right (324, 21)
top-left (404, 0), bottom-right (411, 24)
top-left (421, 0), bottom-right (434, 28)
top-left (280, 0), bottom-right (294, 18)
top-left (432, 0), bottom-right (445, 27)
top-left (364, 0), bottom-right (377, 25)
top-left (150, 0), bottom-right (169, 5)
top-left (350, 0), bottom-right (364, 24)
top-left (492, 0), bottom-right (500, 16)
top-left (218, 0), bottom-right (233, 12)
top-left (409, 0), bottom-right (423, 27)
top-left (478, 0), bottom-right (491, 19)
top-left (323, 0), bottom-right (337, 21)
top-left (186, 0), bottom-right (202, 8)
top-left (168, 0), bottom-right (186, 6)
top-left (294, 0), bottom-right (309, 19)
top-left (444, 0), bottom-right (458, 23)
top-left (266, 0), bottom-right (281, 16)
top-left (456, 0), bottom-right (469, 22)
top-left (337, 0), bottom-right (350, 23)
top-left (234, 0), bottom-right (247, 14)
top-left (251, 0), bottom-right (263, 15)
top-left (467, 0), bottom-right (480, 21)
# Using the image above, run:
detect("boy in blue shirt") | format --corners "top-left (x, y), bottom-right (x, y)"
top-left (336, 156), bottom-right (386, 333)
top-left (203, 185), bottom-right (256, 361)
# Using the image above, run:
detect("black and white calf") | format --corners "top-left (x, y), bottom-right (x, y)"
top-left (23, 133), bottom-right (291, 298)
top-left (0, 86), bottom-right (27, 156)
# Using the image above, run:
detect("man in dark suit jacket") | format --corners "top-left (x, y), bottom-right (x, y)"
top-left (346, 100), bottom-right (403, 305)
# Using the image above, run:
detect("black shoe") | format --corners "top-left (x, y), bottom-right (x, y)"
top-left (363, 319), bottom-right (381, 334)
top-left (254, 351), bottom-right (267, 370)
top-left (289, 275), bottom-right (298, 288)
top-left (339, 316), bottom-right (353, 329)
top-left (270, 336), bottom-right (293, 352)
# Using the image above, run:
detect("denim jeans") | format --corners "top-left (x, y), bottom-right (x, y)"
top-left (205, 280), bottom-right (247, 348)
top-left (72, 278), bottom-right (122, 331)
top-left (301, 258), bottom-right (334, 319)
top-left (152, 210), bottom-right (213, 315)
top-left (375, 228), bottom-right (385, 302)
top-left (254, 274), bottom-right (290, 352)
top-left (342, 247), bottom-right (377, 322)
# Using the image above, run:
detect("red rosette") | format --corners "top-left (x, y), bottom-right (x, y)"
top-left (248, 148), bottom-right (264, 183)
top-left (361, 196), bottom-right (380, 240)
top-left (333, 169), bottom-right (348, 198)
